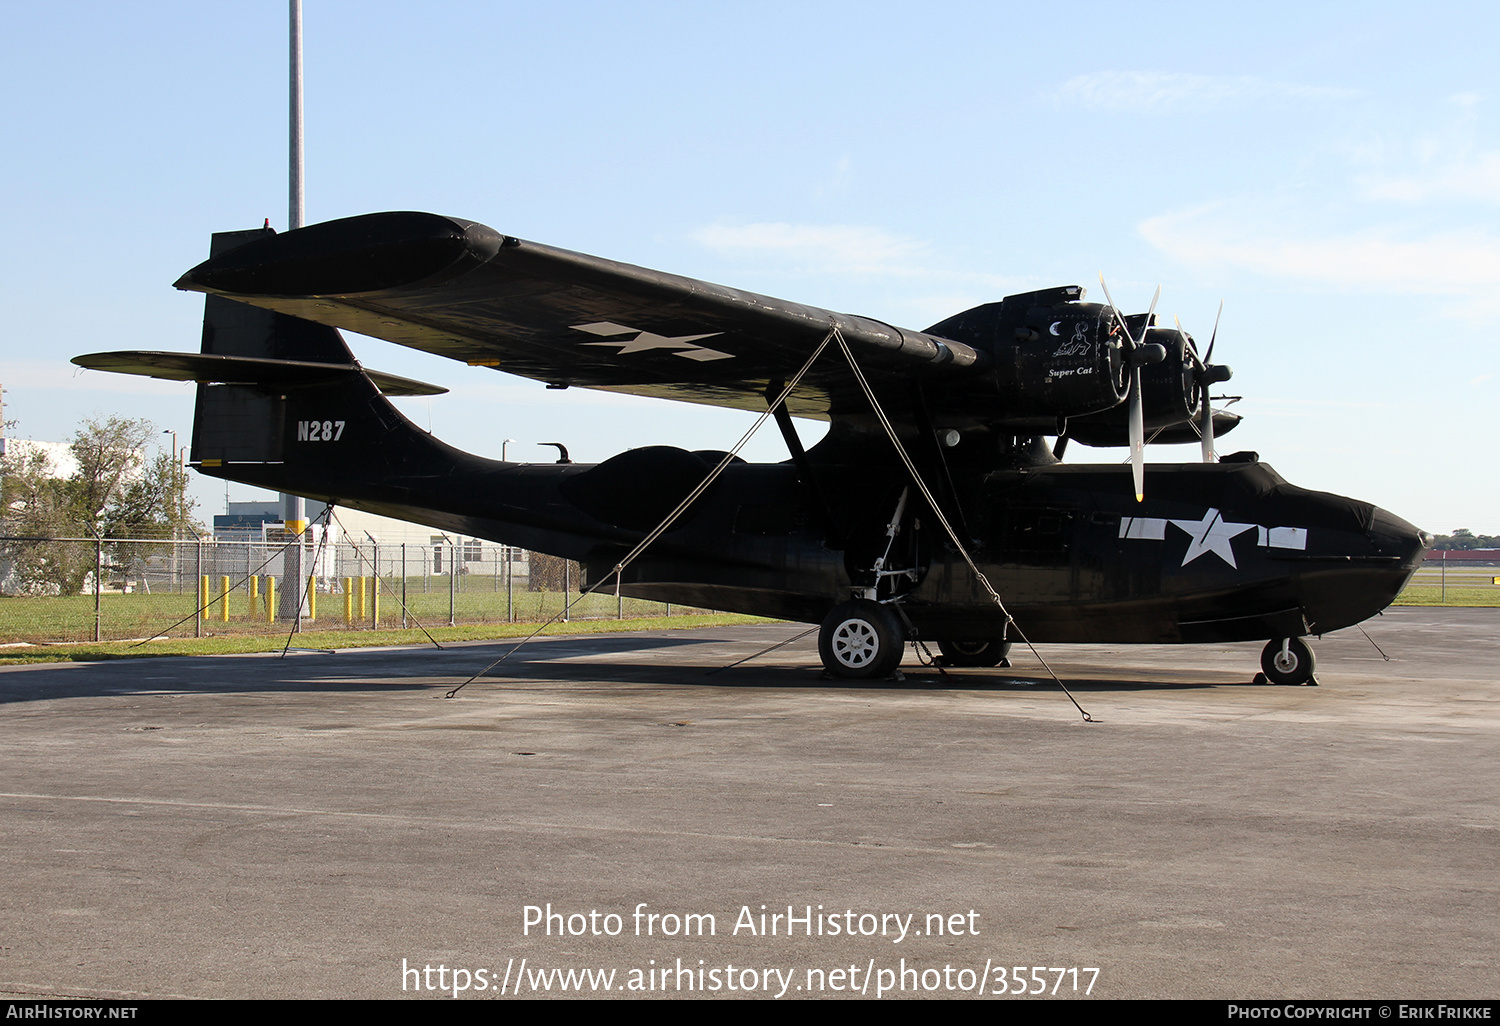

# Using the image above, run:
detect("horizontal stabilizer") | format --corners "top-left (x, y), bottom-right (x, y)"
top-left (71, 350), bottom-right (447, 397)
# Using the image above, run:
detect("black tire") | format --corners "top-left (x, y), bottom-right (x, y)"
top-left (937, 639), bottom-right (1012, 668)
top-left (1260, 637), bottom-right (1316, 686)
top-left (819, 600), bottom-right (905, 679)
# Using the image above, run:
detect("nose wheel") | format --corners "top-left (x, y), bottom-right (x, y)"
top-left (1260, 637), bottom-right (1316, 686)
top-left (818, 599), bottom-right (906, 679)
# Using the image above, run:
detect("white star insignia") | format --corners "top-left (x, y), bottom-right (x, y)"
top-left (571, 322), bottom-right (733, 361)
top-left (1168, 507), bottom-right (1256, 568)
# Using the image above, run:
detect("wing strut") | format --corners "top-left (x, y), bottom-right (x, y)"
top-left (834, 334), bottom-right (1094, 723)
top-left (908, 382), bottom-right (973, 545)
top-left (766, 379), bottom-right (844, 548)
top-left (444, 326), bottom-right (842, 697)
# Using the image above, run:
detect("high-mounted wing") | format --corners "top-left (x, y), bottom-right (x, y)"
top-left (173, 211), bottom-right (987, 419)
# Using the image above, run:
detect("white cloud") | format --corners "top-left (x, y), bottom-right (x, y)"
top-left (1345, 93), bottom-right (1500, 204)
top-left (687, 222), bottom-right (1040, 297)
top-left (687, 224), bottom-right (1070, 328)
top-left (1358, 152), bottom-right (1500, 204)
top-left (1140, 204), bottom-right (1500, 300)
top-left (1056, 71), bottom-right (1357, 113)
top-left (689, 222), bottom-right (932, 275)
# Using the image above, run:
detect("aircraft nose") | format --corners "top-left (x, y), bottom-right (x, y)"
top-left (1370, 507), bottom-right (1429, 570)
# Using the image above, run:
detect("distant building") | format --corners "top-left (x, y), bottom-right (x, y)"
top-left (1424, 549), bottom-right (1500, 563)
top-left (211, 501), bottom-right (525, 580)
top-left (213, 501), bottom-right (285, 541)
top-left (0, 439), bottom-right (81, 480)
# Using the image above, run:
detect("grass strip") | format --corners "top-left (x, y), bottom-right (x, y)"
top-left (0, 614), bottom-right (773, 665)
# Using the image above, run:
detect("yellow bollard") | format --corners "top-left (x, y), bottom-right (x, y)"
top-left (265, 577), bottom-right (276, 623)
top-left (307, 575), bottom-right (317, 621)
top-left (249, 575), bottom-right (259, 616)
top-left (198, 575), bottom-right (208, 615)
top-left (220, 576), bottom-right (230, 623)
top-left (343, 578), bottom-right (353, 625)
top-left (357, 576), bottom-right (367, 621)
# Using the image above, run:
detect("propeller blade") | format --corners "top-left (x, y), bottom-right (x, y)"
top-left (1100, 275), bottom-right (1158, 502)
top-left (1097, 273), bottom-right (1130, 343)
top-left (1097, 276), bottom-right (1161, 350)
top-left (1175, 314), bottom-right (1215, 463)
top-left (1204, 299), bottom-right (1223, 365)
top-left (1199, 383), bottom-right (1215, 463)
top-left (1130, 365), bottom-right (1145, 502)
top-left (1201, 300), bottom-right (1224, 461)
top-left (1143, 285), bottom-right (1161, 329)
top-left (1176, 315), bottom-right (1203, 372)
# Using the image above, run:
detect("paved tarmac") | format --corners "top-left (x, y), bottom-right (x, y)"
top-left (1, 607), bottom-right (1497, 1000)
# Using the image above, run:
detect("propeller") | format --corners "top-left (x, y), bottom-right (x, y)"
top-left (1097, 275), bottom-right (1163, 503)
top-left (1178, 302), bottom-right (1232, 463)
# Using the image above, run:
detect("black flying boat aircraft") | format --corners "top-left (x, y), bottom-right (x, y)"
top-left (75, 212), bottom-right (1428, 686)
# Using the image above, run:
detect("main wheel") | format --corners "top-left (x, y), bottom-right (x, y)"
top-left (819, 600), bottom-right (905, 679)
top-left (1261, 637), bottom-right (1316, 686)
top-left (937, 638), bottom-right (1012, 668)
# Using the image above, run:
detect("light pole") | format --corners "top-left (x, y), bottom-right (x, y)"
top-left (161, 430), bottom-right (178, 527)
top-left (279, 0), bottom-right (309, 623)
top-left (502, 438), bottom-right (518, 462)
top-left (163, 429), bottom-right (179, 593)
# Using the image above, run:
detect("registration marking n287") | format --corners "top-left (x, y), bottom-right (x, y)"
top-left (298, 420), bottom-right (345, 442)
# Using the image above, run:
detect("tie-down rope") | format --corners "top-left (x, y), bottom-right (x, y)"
top-left (834, 334), bottom-right (1094, 722)
top-left (443, 325), bottom-right (841, 697)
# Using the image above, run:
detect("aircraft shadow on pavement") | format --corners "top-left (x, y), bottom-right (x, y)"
top-left (0, 632), bottom-right (1269, 705)
top-left (0, 634), bottom-right (709, 704)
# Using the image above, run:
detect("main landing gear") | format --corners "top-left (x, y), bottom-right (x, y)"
top-left (818, 599), bottom-right (905, 679)
top-left (1259, 637), bottom-right (1317, 686)
top-left (819, 486), bottom-right (927, 680)
top-left (936, 638), bottom-right (1012, 668)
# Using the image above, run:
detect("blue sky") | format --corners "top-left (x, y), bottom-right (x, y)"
top-left (3, 1), bottom-right (1496, 533)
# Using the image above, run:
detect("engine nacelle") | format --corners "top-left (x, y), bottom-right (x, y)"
top-left (1065, 322), bottom-right (1201, 445)
top-left (925, 287), bottom-right (1127, 429)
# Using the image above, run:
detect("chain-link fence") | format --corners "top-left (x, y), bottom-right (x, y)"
top-left (0, 535), bottom-right (705, 644)
top-left (1400, 554), bottom-right (1500, 604)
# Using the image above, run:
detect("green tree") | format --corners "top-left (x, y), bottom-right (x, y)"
top-left (1, 417), bottom-right (199, 594)
top-left (1, 443), bottom-right (68, 536)
top-left (64, 416), bottom-right (154, 536)
top-left (1429, 529), bottom-right (1500, 551)
top-left (99, 448), bottom-right (197, 540)
top-left (0, 444), bottom-right (87, 594)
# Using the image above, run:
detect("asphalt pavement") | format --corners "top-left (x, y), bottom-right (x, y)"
top-left (1, 607), bottom-right (1496, 1000)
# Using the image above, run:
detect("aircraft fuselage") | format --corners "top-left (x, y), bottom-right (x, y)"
top-left (199, 428), bottom-right (1425, 646)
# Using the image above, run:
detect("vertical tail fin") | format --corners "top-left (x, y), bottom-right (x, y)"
top-left (186, 228), bottom-right (452, 497)
top-left (74, 226), bottom-right (455, 509)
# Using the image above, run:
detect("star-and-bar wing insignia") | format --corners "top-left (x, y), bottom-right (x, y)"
top-left (172, 211), bottom-right (987, 419)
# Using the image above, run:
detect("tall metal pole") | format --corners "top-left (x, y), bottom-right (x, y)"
top-left (163, 429), bottom-right (179, 592)
top-left (280, 0), bottom-right (308, 623)
top-left (289, 0), bottom-right (304, 233)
